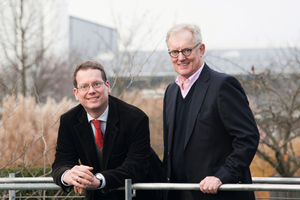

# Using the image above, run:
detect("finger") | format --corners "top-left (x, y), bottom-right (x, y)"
top-left (76, 175), bottom-right (93, 186)
top-left (73, 181), bottom-right (87, 193)
top-left (72, 168), bottom-right (93, 183)
top-left (209, 182), bottom-right (217, 194)
top-left (77, 172), bottom-right (94, 182)
top-left (74, 186), bottom-right (83, 194)
top-left (76, 168), bottom-right (94, 181)
top-left (199, 177), bottom-right (213, 193)
top-left (77, 165), bottom-right (93, 169)
top-left (199, 177), bottom-right (207, 193)
top-left (203, 183), bottom-right (211, 193)
top-left (73, 165), bottom-right (93, 173)
top-left (78, 187), bottom-right (84, 194)
top-left (76, 165), bottom-right (94, 173)
top-left (199, 179), bottom-right (207, 192)
top-left (74, 186), bottom-right (79, 193)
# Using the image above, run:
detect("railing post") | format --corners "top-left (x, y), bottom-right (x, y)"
top-left (9, 173), bottom-right (15, 200)
top-left (125, 179), bottom-right (136, 200)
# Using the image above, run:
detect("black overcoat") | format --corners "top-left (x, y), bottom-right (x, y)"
top-left (163, 64), bottom-right (259, 200)
top-left (52, 95), bottom-right (162, 200)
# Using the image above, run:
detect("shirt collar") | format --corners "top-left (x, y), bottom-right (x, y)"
top-left (175, 62), bottom-right (205, 87)
top-left (87, 105), bottom-right (109, 122)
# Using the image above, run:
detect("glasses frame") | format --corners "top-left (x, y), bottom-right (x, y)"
top-left (76, 81), bottom-right (105, 92)
top-left (169, 43), bottom-right (201, 58)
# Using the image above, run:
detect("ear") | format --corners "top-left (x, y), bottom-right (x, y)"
top-left (105, 81), bottom-right (111, 94)
top-left (73, 88), bottom-right (79, 101)
top-left (200, 43), bottom-right (206, 57)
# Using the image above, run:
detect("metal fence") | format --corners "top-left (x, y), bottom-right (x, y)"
top-left (1, 174), bottom-right (300, 200)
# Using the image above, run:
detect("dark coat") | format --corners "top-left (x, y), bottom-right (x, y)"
top-left (52, 95), bottom-right (162, 200)
top-left (162, 64), bottom-right (259, 200)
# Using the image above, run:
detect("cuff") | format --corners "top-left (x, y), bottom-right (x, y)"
top-left (96, 173), bottom-right (106, 189)
top-left (61, 170), bottom-right (71, 186)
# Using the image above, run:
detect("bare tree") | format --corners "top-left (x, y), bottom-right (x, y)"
top-left (0, 0), bottom-right (73, 101)
top-left (93, 8), bottom-right (167, 99)
top-left (230, 47), bottom-right (300, 177)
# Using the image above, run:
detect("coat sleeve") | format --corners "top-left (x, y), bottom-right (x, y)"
top-left (214, 76), bottom-right (259, 183)
top-left (52, 115), bottom-right (79, 193)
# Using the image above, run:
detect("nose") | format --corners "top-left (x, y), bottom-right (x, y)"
top-left (88, 85), bottom-right (96, 93)
top-left (178, 52), bottom-right (186, 61)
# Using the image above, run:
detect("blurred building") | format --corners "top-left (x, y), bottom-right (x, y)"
top-left (69, 16), bottom-right (118, 60)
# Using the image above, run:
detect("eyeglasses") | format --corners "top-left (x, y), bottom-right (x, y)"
top-left (77, 82), bottom-right (104, 92)
top-left (168, 43), bottom-right (201, 58)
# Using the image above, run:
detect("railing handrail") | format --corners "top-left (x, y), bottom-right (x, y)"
top-left (1, 177), bottom-right (300, 184)
top-left (1, 182), bottom-right (299, 191)
top-left (252, 177), bottom-right (300, 184)
top-left (0, 177), bottom-right (53, 183)
top-left (125, 179), bottom-right (300, 200)
top-left (130, 183), bottom-right (300, 191)
top-left (2, 177), bottom-right (300, 200)
top-left (0, 183), bottom-right (60, 190)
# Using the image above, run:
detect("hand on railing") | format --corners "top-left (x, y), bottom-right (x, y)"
top-left (199, 176), bottom-right (222, 194)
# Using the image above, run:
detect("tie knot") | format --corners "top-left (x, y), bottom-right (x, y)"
top-left (91, 120), bottom-right (101, 130)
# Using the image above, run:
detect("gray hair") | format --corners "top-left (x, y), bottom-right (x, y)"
top-left (165, 23), bottom-right (203, 48)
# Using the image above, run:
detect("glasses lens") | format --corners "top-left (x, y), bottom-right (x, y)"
top-left (170, 51), bottom-right (178, 58)
top-left (79, 85), bottom-right (89, 92)
top-left (182, 49), bottom-right (192, 56)
top-left (93, 83), bottom-right (99, 88)
top-left (93, 82), bottom-right (103, 88)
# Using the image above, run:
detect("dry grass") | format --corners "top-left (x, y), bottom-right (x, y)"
top-left (0, 91), bottom-right (164, 170)
top-left (122, 91), bottom-right (164, 158)
top-left (0, 94), bottom-right (75, 169)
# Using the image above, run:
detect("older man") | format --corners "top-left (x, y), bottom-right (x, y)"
top-left (162, 23), bottom-right (259, 200)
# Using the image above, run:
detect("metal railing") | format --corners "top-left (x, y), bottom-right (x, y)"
top-left (2, 175), bottom-right (300, 200)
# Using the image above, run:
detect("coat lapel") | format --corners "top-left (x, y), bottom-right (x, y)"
top-left (74, 108), bottom-right (100, 170)
top-left (102, 96), bottom-right (119, 170)
top-left (184, 64), bottom-right (210, 150)
top-left (166, 83), bottom-right (179, 152)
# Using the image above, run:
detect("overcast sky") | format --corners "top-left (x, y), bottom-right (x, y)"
top-left (67, 0), bottom-right (300, 51)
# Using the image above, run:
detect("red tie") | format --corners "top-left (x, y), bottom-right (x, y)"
top-left (91, 120), bottom-right (104, 149)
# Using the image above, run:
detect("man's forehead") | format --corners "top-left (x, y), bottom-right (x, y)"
top-left (169, 39), bottom-right (194, 50)
top-left (169, 30), bottom-right (193, 41)
top-left (76, 69), bottom-right (103, 82)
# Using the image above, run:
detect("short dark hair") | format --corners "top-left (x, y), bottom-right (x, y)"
top-left (72, 61), bottom-right (108, 88)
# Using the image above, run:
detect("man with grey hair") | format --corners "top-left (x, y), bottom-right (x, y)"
top-left (162, 23), bottom-right (259, 200)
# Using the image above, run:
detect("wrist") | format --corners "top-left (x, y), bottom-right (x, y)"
top-left (95, 173), bottom-right (103, 188)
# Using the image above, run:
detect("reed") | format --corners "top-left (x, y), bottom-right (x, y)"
top-left (0, 94), bottom-right (75, 169)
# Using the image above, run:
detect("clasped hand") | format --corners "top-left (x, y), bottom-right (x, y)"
top-left (63, 165), bottom-right (101, 194)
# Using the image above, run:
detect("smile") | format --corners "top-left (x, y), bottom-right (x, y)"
top-left (88, 97), bottom-right (99, 100)
top-left (179, 63), bottom-right (189, 66)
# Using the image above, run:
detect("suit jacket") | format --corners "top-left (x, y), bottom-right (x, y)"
top-left (162, 64), bottom-right (259, 200)
top-left (52, 95), bottom-right (162, 200)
